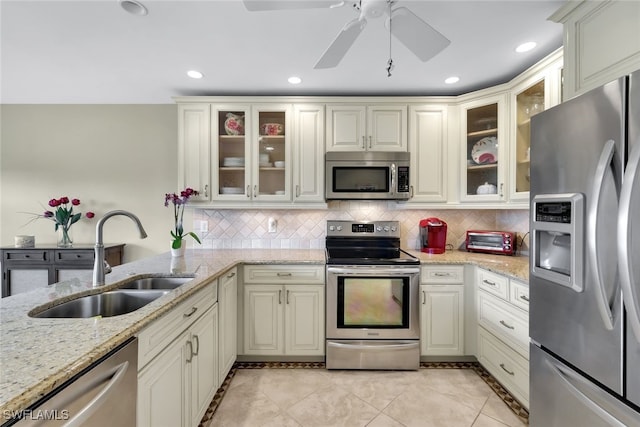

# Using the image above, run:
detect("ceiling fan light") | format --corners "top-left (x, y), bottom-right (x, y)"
top-left (187, 70), bottom-right (204, 79)
top-left (515, 42), bottom-right (537, 53)
top-left (445, 76), bottom-right (460, 84)
top-left (288, 76), bottom-right (302, 85)
top-left (119, 0), bottom-right (148, 16)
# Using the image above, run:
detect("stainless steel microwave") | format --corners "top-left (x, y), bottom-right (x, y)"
top-left (325, 151), bottom-right (411, 200)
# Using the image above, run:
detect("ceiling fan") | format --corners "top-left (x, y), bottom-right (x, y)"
top-left (242, 0), bottom-right (451, 72)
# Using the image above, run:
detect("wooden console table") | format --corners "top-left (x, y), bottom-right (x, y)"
top-left (1, 244), bottom-right (125, 297)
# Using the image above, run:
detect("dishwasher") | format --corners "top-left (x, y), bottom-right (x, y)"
top-left (4, 337), bottom-right (137, 427)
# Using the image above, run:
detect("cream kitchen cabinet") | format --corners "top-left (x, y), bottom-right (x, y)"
top-left (508, 49), bottom-right (563, 204)
top-left (475, 268), bottom-right (530, 408)
top-left (459, 93), bottom-right (509, 203)
top-left (212, 103), bottom-right (292, 202)
top-left (242, 264), bottom-right (325, 356)
top-left (407, 104), bottom-right (450, 203)
top-left (137, 281), bottom-right (219, 427)
top-left (178, 103), bottom-right (211, 202)
top-left (420, 265), bottom-right (464, 356)
top-left (325, 104), bottom-right (407, 152)
top-left (292, 103), bottom-right (325, 204)
top-left (218, 267), bottom-right (237, 382)
top-left (551, 0), bottom-right (640, 101)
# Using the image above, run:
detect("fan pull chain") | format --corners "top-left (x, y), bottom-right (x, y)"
top-left (386, 0), bottom-right (393, 77)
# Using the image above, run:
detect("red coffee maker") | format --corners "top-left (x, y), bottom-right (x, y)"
top-left (420, 218), bottom-right (447, 254)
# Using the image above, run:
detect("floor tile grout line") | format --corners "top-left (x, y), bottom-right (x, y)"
top-left (198, 361), bottom-right (529, 427)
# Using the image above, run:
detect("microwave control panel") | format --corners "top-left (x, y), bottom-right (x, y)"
top-left (397, 167), bottom-right (410, 193)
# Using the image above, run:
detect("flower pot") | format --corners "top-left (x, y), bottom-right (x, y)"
top-left (171, 242), bottom-right (186, 257)
top-left (58, 227), bottom-right (73, 248)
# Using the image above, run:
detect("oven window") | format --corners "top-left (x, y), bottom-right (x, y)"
top-left (337, 276), bottom-right (408, 328)
top-left (333, 167), bottom-right (389, 192)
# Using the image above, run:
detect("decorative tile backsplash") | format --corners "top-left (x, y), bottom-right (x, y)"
top-left (193, 202), bottom-right (530, 254)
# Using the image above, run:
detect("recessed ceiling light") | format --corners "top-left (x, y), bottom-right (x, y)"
top-left (119, 0), bottom-right (148, 16)
top-left (444, 76), bottom-right (460, 84)
top-left (288, 76), bottom-right (302, 85)
top-left (515, 42), bottom-right (537, 53)
top-left (187, 70), bottom-right (204, 79)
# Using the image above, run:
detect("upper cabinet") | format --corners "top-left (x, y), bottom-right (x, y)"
top-left (293, 104), bottom-right (325, 204)
top-left (459, 93), bottom-right (508, 203)
top-left (177, 104), bottom-right (211, 202)
top-left (325, 104), bottom-right (407, 152)
top-left (212, 103), bottom-right (292, 203)
top-left (550, 0), bottom-right (640, 100)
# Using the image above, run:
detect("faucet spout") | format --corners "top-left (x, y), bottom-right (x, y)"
top-left (93, 210), bottom-right (147, 286)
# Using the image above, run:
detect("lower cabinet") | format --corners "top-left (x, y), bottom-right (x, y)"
top-left (420, 265), bottom-right (465, 356)
top-left (242, 264), bottom-right (325, 356)
top-left (475, 268), bottom-right (530, 408)
top-left (137, 281), bottom-right (219, 427)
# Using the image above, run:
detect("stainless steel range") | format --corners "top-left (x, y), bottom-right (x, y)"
top-left (325, 220), bottom-right (421, 370)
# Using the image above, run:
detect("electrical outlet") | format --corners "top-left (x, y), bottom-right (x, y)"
top-left (268, 217), bottom-right (277, 233)
top-left (199, 220), bottom-right (208, 232)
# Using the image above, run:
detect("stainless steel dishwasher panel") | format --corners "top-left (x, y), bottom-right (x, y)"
top-left (6, 337), bottom-right (137, 427)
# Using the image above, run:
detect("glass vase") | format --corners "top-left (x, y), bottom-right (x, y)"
top-left (58, 227), bottom-right (73, 248)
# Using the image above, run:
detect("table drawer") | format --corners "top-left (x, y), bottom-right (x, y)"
top-left (478, 327), bottom-right (529, 408)
top-left (478, 291), bottom-right (529, 358)
top-left (55, 250), bottom-right (95, 262)
top-left (510, 280), bottom-right (530, 312)
top-left (477, 268), bottom-right (509, 300)
top-left (3, 250), bottom-right (50, 263)
top-left (244, 265), bottom-right (325, 284)
top-left (421, 265), bottom-right (464, 284)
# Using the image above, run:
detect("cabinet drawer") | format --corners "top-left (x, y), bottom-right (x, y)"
top-left (478, 327), bottom-right (529, 409)
top-left (138, 281), bottom-right (217, 369)
top-left (421, 265), bottom-right (464, 284)
top-left (244, 264), bottom-right (325, 284)
top-left (55, 250), bottom-right (94, 262)
top-left (478, 291), bottom-right (529, 358)
top-left (510, 280), bottom-right (530, 312)
top-left (4, 250), bottom-right (50, 263)
top-left (477, 269), bottom-right (509, 300)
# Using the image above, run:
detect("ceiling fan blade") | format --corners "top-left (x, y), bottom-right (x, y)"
top-left (390, 6), bottom-right (450, 62)
top-left (314, 18), bottom-right (367, 69)
top-left (243, 0), bottom-right (343, 11)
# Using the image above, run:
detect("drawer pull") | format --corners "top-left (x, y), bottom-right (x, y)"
top-left (500, 363), bottom-right (515, 376)
top-left (277, 272), bottom-right (292, 277)
top-left (499, 320), bottom-right (515, 330)
top-left (434, 272), bottom-right (451, 277)
top-left (183, 307), bottom-right (198, 318)
top-left (520, 295), bottom-right (530, 302)
top-left (483, 279), bottom-right (497, 287)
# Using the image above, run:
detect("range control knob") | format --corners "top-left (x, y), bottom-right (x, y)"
top-left (336, 225), bottom-right (343, 231)
top-left (383, 226), bottom-right (390, 232)
top-left (328, 225), bottom-right (335, 231)
top-left (391, 226), bottom-right (397, 232)
top-left (376, 226), bottom-right (382, 232)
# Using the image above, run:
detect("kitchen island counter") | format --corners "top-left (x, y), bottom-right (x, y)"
top-left (0, 248), bottom-right (527, 419)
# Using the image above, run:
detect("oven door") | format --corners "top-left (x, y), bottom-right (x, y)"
top-left (326, 265), bottom-right (420, 340)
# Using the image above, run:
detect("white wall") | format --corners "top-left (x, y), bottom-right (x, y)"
top-left (0, 105), bottom-right (179, 261)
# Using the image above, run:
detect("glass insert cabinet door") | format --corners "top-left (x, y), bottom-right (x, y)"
top-left (514, 79), bottom-right (545, 196)
top-left (253, 105), bottom-right (289, 199)
top-left (464, 102), bottom-right (501, 198)
top-left (214, 105), bottom-right (250, 200)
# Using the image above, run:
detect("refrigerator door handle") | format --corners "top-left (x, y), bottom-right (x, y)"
top-left (619, 138), bottom-right (640, 341)
top-left (588, 139), bottom-right (617, 330)
top-left (549, 359), bottom-right (628, 427)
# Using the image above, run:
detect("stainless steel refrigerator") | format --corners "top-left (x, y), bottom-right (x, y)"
top-left (529, 70), bottom-right (640, 426)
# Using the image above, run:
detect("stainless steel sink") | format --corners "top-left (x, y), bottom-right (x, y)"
top-left (118, 276), bottom-right (193, 290)
top-left (31, 290), bottom-right (169, 318)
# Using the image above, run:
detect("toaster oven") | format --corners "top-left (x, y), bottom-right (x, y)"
top-left (465, 230), bottom-right (517, 256)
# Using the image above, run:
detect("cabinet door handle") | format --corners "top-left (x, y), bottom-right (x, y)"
top-left (295, 185), bottom-right (300, 198)
top-left (227, 271), bottom-right (236, 278)
top-left (499, 183), bottom-right (504, 197)
top-left (483, 279), bottom-right (497, 287)
top-left (192, 335), bottom-right (200, 356)
top-left (500, 363), bottom-right (515, 376)
top-left (499, 320), bottom-right (515, 330)
top-left (246, 185), bottom-right (251, 198)
top-left (410, 185), bottom-right (414, 198)
top-left (186, 341), bottom-right (193, 363)
top-left (368, 135), bottom-right (372, 149)
top-left (253, 185), bottom-right (257, 198)
top-left (520, 295), bottom-right (530, 302)
top-left (361, 136), bottom-right (365, 149)
top-left (204, 184), bottom-right (209, 198)
top-left (183, 307), bottom-right (198, 318)
top-left (422, 290), bottom-right (426, 304)
top-left (278, 289), bottom-right (282, 304)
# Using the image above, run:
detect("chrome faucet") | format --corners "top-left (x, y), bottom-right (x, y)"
top-left (93, 210), bottom-right (148, 286)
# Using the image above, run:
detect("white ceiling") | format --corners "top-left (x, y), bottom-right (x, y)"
top-left (0, 0), bottom-right (565, 104)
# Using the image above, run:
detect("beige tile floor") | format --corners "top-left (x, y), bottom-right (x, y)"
top-left (206, 366), bottom-right (527, 427)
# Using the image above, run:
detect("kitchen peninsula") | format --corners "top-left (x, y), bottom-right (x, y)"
top-left (0, 248), bottom-right (528, 422)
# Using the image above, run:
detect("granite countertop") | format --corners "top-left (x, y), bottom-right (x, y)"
top-left (0, 248), bottom-right (528, 416)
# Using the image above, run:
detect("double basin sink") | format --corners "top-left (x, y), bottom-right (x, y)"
top-left (31, 276), bottom-right (194, 319)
